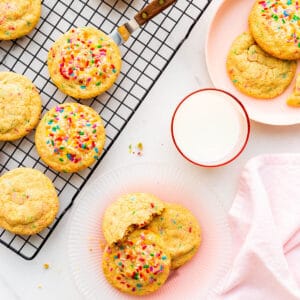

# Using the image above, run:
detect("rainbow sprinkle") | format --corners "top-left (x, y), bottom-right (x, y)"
top-left (259, 0), bottom-right (300, 45)
top-left (44, 104), bottom-right (101, 164)
top-left (49, 28), bottom-right (117, 88)
top-left (128, 142), bottom-right (144, 156)
top-left (104, 231), bottom-right (169, 293)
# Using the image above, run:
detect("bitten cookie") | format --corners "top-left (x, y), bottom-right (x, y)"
top-left (249, 0), bottom-right (300, 60)
top-left (0, 0), bottom-right (41, 40)
top-left (102, 193), bottom-right (165, 245)
top-left (35, 103), bottom-right (105, 173)
top-left (287, 73), bottom-right (300, 107)
top-left (0, 71), bottom-right (42, 141)
top-left (226, 32), bottom-right (297, 99)
top-left (147, 203), bottom-right (201, 269)
top-left (102, 229), bottom-right (171, 295)
top-left (0, 168), bottom-right (59, 235)
top-left (48, 27), bottom-right (122, 99)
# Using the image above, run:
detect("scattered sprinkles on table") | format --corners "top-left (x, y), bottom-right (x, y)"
top-left (48, 27), bottom-right (122, 99)
top-left (35, 103), bottom-right (106, 173)
top-left (102, 230), bottom-right (171, 295)
top-left (128, 142), bottom-right (144, 156)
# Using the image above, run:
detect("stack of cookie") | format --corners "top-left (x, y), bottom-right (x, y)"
top-left (101, 193), bottom-right (202, 296)
top-left (226, 0), bottom-right (300, 106)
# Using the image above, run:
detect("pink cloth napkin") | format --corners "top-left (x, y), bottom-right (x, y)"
top-left (215, 154), bottom-right (300, 300)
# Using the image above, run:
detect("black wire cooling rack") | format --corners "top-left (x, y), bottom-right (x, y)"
top-left (0, 0), bottom-right (212, 259)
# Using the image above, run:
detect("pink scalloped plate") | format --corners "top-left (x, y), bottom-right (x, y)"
top-left (67, 162), bottom-right (232, 300)
top-left (206, 0), bottom-right (300, 125)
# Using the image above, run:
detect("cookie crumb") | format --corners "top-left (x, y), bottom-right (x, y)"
top-left (43, 263), bottom-right (50, 269)
top-left (128, 144), bottom-right (133, 154)
top-left (128, 142), bottom-right (144, 156)
top-left (137, 142), bottom-right (143, 151)
top-left (99, 240), bottom-right (106, 251)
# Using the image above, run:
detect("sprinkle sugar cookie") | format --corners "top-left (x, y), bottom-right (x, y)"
top-left (0, 168), bottom-right (59, 235)
top-left (35, 103), bottom-right (105, 173)
top-left (48, 27), bottom-right (122, 99)
top-left (287, 73), bottom-right (300, 106)
top-left (0, 0), bottom-right (41, 40)
top-left (226, 32), bottom-right (297, 99)
top-left (102, 230), bottom-right (171, 296)
top-left (102, 193), bottom-right (165, 245)
top-left (147, 203), bottom-right (202, 269)
top-left (0, 71), bottom-right (42, 141)
top-left (249, 0), bottom-right (300, 60)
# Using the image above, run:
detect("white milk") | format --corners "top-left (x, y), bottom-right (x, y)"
top-left (172, 90), bottom-right (249, 166)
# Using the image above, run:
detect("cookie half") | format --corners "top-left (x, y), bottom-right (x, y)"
top-left (147, 203), bottom-right (201, 269)
top-left (102, 229), bottom-right (171, 295)
top-left (0, 0), bottom-right (41, 40)
top-left (226, 32), bottom-right (296, 99)
top-left (48, 27), bottom-right (122, 99)
top-left (0, 71), bottom-right (42, 141)
top-left (0, 168), bottom-right (59, 235)
top-left (102, 193), bottom-right (165, 245)
top-left (249, 0), bottom-right (300, 60)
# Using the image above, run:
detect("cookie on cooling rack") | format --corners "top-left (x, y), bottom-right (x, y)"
top-left (48, 27), bottom-right (122, 99)
top-left (226, 32), bottom-right (296, 99)
top-left (0, 0), bottom-right (41, 40)
top-left (0, 71), bottom-right (42, 141)
top-left (0, 168), bottom-right (59, 235)
top-left (35, 103), bottom-right (106, 173)
top-left (249, 0), bottom-right (300, 60)
top-left (102, 229), bottom-right (171, 295)
top-left (147, 203), bottom-right (201, 269)
top-left (102, 193), bottom-right (165, 245)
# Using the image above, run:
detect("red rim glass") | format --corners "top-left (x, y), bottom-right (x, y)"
top-left (171, 88), bottom-right (250, 167)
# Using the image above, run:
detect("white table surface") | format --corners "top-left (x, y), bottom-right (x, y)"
top-left (2, 0), bottom-right (300, 299)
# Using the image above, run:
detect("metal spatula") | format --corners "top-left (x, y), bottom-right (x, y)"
top-left (110, 0), bottom-right (177, 45)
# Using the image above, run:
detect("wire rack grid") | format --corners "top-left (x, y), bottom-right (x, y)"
top-left (0, 0), bottom-right (212, 260)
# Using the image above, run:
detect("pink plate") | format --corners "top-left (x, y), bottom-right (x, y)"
top-left (67, 162), bottom-right (232, 300)
top-left (206, 0), bottom-right (300, 125)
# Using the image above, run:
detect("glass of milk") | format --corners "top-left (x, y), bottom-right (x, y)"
top-left (171, 89), bottom-right (250, 167)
